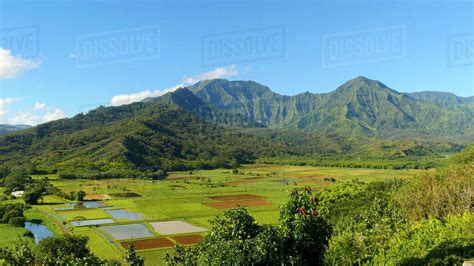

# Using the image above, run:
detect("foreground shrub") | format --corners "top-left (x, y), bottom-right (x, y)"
top-left (8, 216), bottom-right (26, 227)
top-left (396, 146), bottom-right (473, 220)
top-left (377, 212), bottom-right (474, 265)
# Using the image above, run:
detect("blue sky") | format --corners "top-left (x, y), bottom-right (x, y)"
top-left (0, 0), bottom-right (473, 125)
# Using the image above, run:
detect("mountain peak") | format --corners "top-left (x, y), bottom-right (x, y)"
top-left (354, 75), bottom-right (371, 81)
top-left (334, 76), bottom-right (396, 95)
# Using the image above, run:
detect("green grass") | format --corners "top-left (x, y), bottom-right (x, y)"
top-left (0, 224), bottom-right (29, 248)
top-left (138, 249), bottom-right (168, 265)
top-left (73, 227), bottom-right (124, 260)
top-left (31, 174), bottom-right (60, 180)
top-left (57, 208), bottom-right (110, 221)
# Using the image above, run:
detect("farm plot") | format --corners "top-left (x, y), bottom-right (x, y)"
top-left (70, 218), bottom-right (115, 227)
top-left (100, 224), bottom-right (154, 240)
top-left (206, 199), bottom-right (271, 209)
top-left (106, 209), bottom-right (142, 220)
top-left (84, 194), bottom-right (111, 200)
top-left (150, 221), bottom-right (207, 235)
top-left (108, 192), bottom-right (142, 198)
top-left (171, 234), bottom-right (203, 245)
top-left (120, 238), bottom-right (174, 250)
top-left (225, 176), bottom-right (264, 186)
top-left (206, 194), bottom-right (272, 209)
top-left (23, 164), bottom-right (427, 263)
top-left (71, 201), bottom-right (106, 208)
top-left (208, 194), bottom-right (264, 201)
top-left (57, 208), bottom-right (110, 221)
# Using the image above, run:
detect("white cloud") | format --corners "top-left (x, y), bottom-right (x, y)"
top-left (0, 98), bottom-right (16, 116)
top-left (110, 64), bottom-right (241, 106)
top-left (0, 48), bottom-right (41, 79)
top-left (182, 64), bottom-right (238, 84)
top-left (43, 108), bottom-right (66, 122)
top-left (110, 83), bottom-right (184, 107)
top-left (0, 99), bottom-right (66, 126)
top-left (33, 102), bottom-right (47, 110)
top-left (7, 108), bottom-right (65, 125)
top-left (7, 111), bottom-right (41, 125)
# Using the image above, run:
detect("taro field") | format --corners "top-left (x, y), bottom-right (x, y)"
top-left (10, 164), bottom-right (427, 263)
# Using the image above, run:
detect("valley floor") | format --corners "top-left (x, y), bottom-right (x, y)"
top-left (0, 164), bottom-right (428, 264)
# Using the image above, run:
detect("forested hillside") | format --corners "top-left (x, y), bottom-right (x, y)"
top-left (0, 103), bottom-right (291, 175)
top-left (181, 77), bottom-right (474, 139)
top-left (0, 76), bottom-right (471, 175)
top-left (0, 124), bottom-right (31, 135)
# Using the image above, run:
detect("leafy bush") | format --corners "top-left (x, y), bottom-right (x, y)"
top-left (0, 203), bottom-right (28, 225)
top-left (8, 217), bottom-right (26, 227)
top-left (323, 145), bottom-right (474, 264)
top-left (396, 146), bottom-right (473, 220)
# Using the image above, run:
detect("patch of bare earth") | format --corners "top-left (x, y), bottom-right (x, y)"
top-left (120, 238), bottom-right (174, 250)
top-left (171, 234), bottom-right (203, 245)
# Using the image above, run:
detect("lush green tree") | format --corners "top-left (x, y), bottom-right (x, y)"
top-left (166, 208), bottom-right (282, 265)
top-left (166, 188), bottom-right (331, 265)
top-left (37, 235), bottom-right (102, 265)
top-left (23, 183), bottom-right (47, 205)
top-left (0, 203), bottom-right (29, 226)
top-left (0, 165), bottom-right (10, 179)
top-left (8, 216), bottom-right (26, 227)
top-left (0, 240), bottom-right (35, 265)
top-left (76, 190), bottom-right (86, 201)
top-left (396, 148), bottom-right (473, 220)
top-left (2, 171), bottom-right (31, 195)
top-left (124, 242), bottom-right (144, 266)
top-left (279, 187), bottom-right (333, 265)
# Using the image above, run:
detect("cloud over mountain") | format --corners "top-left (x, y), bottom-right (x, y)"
top-left (110, 64), bottom-right (241, 106)
top-left (0, 48), bottom-right (41, 79)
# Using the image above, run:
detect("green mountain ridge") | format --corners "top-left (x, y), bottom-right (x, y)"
top-left (0, 101), bottom-right (300, 173)
top-left (160, 76), bottom-right (473, 139)
top-left (0, 124), bottom-right (31, 135)
top-left (407, 91), bottom-right (474, 107)
top-left (0, 76), bottom-right (470, 174)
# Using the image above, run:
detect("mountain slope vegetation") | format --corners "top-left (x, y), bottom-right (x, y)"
top-left (0, 103), bottom-right (292, 175)
top-left (179, 77), bottom-right (474, 139)
top-left (0, 124), bottom-right (31, 135)
top-left (0, 76), bottom-right (470, 175)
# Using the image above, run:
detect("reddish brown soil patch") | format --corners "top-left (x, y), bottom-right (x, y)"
top-left (208, 194), bottom-right (264, 201)
top-left (171, 234), bottom-right (203, 245)
top-left (206, 199), bottom-right (271, 209)
top-left (120, 238), bottom-right (174, 250)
